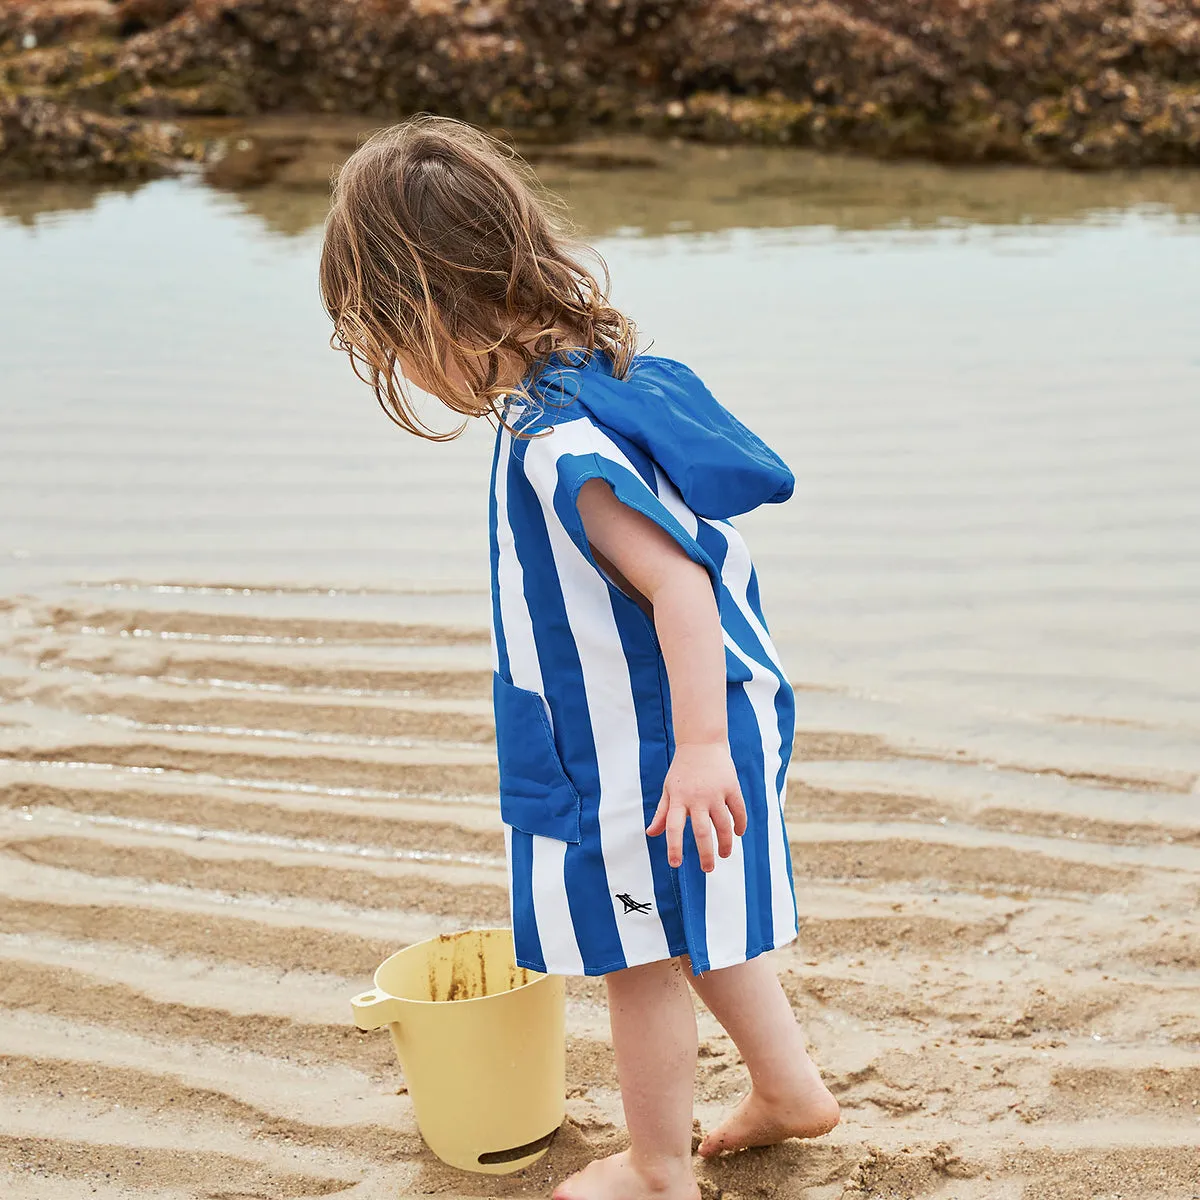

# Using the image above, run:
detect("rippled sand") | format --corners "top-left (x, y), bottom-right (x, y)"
top-left (2, 582), bottom-right (1198, 1199)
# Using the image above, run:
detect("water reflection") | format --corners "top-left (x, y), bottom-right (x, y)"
top-left (4, 123), bottom-right (1200, 239)
top-left (0, 180), bottom-right (138, 228)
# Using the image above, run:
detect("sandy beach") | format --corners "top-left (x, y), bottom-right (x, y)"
top-left (1, 580), bottom-right (1198, 1199)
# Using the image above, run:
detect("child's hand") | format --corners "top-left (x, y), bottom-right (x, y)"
top-left (646, 742), bottom-right (748, 872)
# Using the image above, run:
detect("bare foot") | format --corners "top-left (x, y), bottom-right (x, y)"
top-left (552, 1149), bottom-right (701, 1200)
top-left (698, 1081), bottom-right (840, 1158)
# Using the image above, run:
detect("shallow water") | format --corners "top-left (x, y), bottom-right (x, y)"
top-left (2, 137), bottom-right (1198, 738)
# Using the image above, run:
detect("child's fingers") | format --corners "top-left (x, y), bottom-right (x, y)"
top-left (692, 813), bottom-right (716, 873)
top-left (710, 804), bottom-right (735, 859)
top-left (645, 793), bottom-right (669, 837)
top-left (727, 786), bottom-right (748, 836)
top-left (666, 803), bottom-right (687, 868)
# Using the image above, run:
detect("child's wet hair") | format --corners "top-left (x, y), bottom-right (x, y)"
top-left (319, 114), bottom-right (636, 439)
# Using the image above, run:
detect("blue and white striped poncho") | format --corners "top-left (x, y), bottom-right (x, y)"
top-left (489, 350), bottom-right (797, 977)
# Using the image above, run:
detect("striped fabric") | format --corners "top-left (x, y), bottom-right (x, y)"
top-left (488, 354), bottom-right (797, 976)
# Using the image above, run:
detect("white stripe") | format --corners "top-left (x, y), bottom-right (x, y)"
top-left (494, 428), bottom-right (585, 974)
top-left (503, 821), bottom-right (514, 921)
top-left (721, 523), bottom-right (787, 674)
top-left (489, 570), bottom-right (500, 673)
top-left (718, 527), bottom-right (798, 947)
top-left (495, 429), bottom-right (545, 697)
top-left (524, 422), bottom-right (672, 968)
top-left (697, 701), bottom-right (749, 969)
top-left (652, 468), bottom-right (797, 955)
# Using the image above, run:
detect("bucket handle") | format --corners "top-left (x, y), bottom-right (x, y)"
top-left (351, 989), bottom-right (403, 1031)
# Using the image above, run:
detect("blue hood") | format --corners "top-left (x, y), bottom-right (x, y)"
top-left (530, 352), bottom-right (794, 520)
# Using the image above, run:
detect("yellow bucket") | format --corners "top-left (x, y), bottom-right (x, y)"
top-left (351, 928), bottom-right (566, 1175)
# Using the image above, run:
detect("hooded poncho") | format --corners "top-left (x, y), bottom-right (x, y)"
top-left (489, 351), bottom-right (797, 976)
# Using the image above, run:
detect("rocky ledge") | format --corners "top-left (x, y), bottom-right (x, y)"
top-left (0, 91), bottom-right (187, 179)
top-left (1, 0), bottom-right (1198, 181)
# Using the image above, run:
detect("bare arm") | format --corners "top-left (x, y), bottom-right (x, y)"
top-left (575, 478), bottom-right (747, 871)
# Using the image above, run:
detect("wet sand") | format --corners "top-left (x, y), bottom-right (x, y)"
top-left (1, 583), bottom-right (1198, 1199)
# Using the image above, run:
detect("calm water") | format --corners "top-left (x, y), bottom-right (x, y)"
top-left (2, 138), bottom-right (1198, 748)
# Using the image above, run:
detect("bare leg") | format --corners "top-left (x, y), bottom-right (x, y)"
top-left (553, 958), bottom-right (700, 1200)
top-left (688, 954), bottom-right (839, 1157)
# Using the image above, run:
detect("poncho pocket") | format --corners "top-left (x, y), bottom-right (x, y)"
top-left (492, 672), bottom-right (583, 844)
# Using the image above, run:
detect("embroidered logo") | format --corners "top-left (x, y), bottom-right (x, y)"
top-left (616, 893), bottom-right (653, 915)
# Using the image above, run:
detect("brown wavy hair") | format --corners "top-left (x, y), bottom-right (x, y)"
top-left (319, 114), bottom-right (637, 440)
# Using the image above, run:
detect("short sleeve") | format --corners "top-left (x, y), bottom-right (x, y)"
top-left (515, 412), bottom-right (721, 594)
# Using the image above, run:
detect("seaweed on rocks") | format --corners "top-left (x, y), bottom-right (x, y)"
top-left (0, 0), bottom-right (1198, 181)
top-left (0, 90), bottom-right (186, 178)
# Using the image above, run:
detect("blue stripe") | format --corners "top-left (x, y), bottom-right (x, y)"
top-left (744, 560), bottom-right (766, 626)
top-left (508, 443), bottom-right (627, 973)
top-left (509, 831), bottom-right (545, 971)
top-left (601, 424), bottom-right (660, 493)
top-left (727, 681), bottom-right (773, 954)
top-left (694, 521), bottom-right (731, 593)
top-left (776, 749), bottom-right (798, 920)
top-left (675, 821), bottom-right (708, 971)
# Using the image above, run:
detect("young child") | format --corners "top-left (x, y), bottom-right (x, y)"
top-left (320, 115), bottom-right (839, 1200)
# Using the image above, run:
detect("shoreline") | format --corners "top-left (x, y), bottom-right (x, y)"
top-left (2, 0), bottom-right (1199, 182)
top-left (4, 124), bottom-right (1200, 237)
